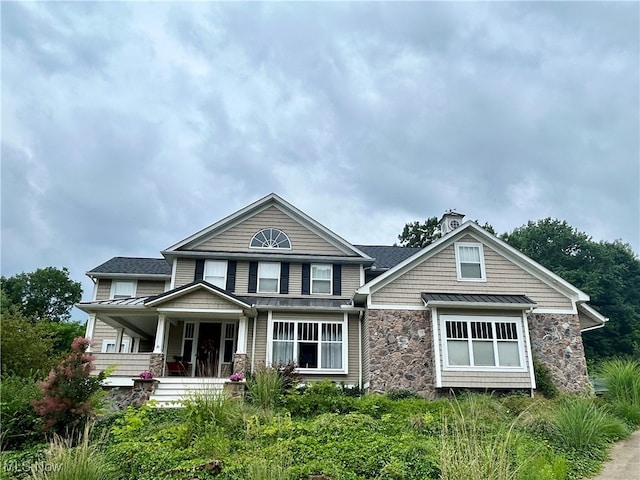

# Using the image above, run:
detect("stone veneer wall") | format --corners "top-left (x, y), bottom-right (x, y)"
top-left (527, 313), bottom-right (591, 394)
top-left (367, 309), bottom-right (436, 398)
top-left (149, 353), bottom-right (164, 378)
top-left (233, 353), bottom-right (248, 375)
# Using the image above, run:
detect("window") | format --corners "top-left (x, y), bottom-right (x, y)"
top-left (271, 319), bottom-right (345, 371)
top-left (250, 228), bottom-right (291, 249)
top-left (182, 322), bottom-right (195, 363)
top-left (442, 316), bottom-right (522, 368)
top-left (258, 262), bottom-right (280, 293)
top-left (111, 280), bottom-right (136, 299)
top-left (101, 338), bottom-right (131, 353)
top-left (204, 260), bottom-right (227, 289)
top-left (455, 243), bottom-right (486, 281)
top-left (311, 264), bottom-right (332, 294)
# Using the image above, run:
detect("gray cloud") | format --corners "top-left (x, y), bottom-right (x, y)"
top-left (2, 2), bottom-right (638, 317)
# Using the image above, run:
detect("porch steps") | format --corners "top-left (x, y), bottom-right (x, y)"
top-left (149, 377), bottom-right (226, 407)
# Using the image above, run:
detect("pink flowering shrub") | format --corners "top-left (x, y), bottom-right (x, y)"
top-left (32, 337), bottom-right (105, 434)
top-left (138, 370), bottom-right (153, 380)
top-left (229, 372), bottom-right (245, 382)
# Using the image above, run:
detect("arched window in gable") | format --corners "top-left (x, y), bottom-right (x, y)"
top-left (250, 228), bottom-right (291, 249)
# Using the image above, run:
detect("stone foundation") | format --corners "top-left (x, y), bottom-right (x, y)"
top-left (368, 309), bottom-right (436, 398)
top-left (527, 313), bottom-right (591, 394)
top-left (104, 379), bottom-right (159, 409)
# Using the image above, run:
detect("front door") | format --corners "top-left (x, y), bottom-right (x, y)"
top-left (196, 323), bottom-right (221, 377)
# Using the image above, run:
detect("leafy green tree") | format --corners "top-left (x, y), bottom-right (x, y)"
top-left (0, 306), bottom-right (56, 378)
top-left (1, 267), bottom-right (82, 322)
top-left (398, 217), bottom-right (441, 247)
top-left (502, 219), bottom-right (640, 360)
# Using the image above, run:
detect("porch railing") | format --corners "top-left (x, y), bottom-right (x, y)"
top-left (92, 353), bottom-right (153, 377)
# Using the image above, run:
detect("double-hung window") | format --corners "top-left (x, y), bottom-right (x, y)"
top-left (311, 264), bottom-right (332, 294)
top-left (111, 280), bottom-right (136, 299)
top-left (442, 315), bottom-right (522, 368)
top-left (204, 260), bottom-right (227, 289)
top-left (271, 319), bottom-right (345, 371)
top-left (455, 242), bottom-right (486, 281)
top-left (258, 262), bottom-right (280, 293)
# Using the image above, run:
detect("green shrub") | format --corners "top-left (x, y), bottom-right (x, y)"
top-left (598, 358), bottom-right (640, 426)
top-left (551, 398), bottom-right (629, 451)
top-left (386, 389), bottom-right (421, 400)
top-left (282, 380), bottom-right (355, 416)
top-left (246, 366), bottom-right (283, 410)
top-left (534, 358), bottom-right (559, 399)
top-left (0, 376), bottom-right (44, 450)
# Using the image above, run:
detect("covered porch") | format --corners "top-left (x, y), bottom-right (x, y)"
top-left (79, 282), bottom-right (255, 380)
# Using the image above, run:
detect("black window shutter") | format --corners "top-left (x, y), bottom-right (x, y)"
top-left (248, 261), bottom-right (258, 293)
top-left (194, 259), bottom-right (205, 282)
top-left (280, 262), bottom-right (289, 294)
top-left (332, 264), bottom-right (342, 296)
top-left (226, 261), bottom-right (237, 291)
top-left (301, 263), bottom-right (310, 295)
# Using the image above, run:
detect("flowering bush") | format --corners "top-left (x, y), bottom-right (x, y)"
top-left (229, 372), bottom-right (245, 382)
top-left (139, 371), bottom-right (154, 380)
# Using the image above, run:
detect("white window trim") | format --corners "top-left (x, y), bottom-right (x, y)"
top-left (454, 242), bottom-right (487, 282)
top-left (101, 338), bottom-right (131, 353)
top-left (311, 264), bottom-right (332, 295)
top-left (249, 228), bottom-right (292, 250)
top-left (258, 262), bottom-right (281, 293)
top-left (204, 260), bottom-right (228, 289)
top-left (266, 313), bottom-right (348, 374)
top-left (440, 314), bottom-right (526, 372)
top-left (110, 280), bottom-right (137, 299)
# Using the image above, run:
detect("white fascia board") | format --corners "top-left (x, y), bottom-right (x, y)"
top-left (577, 303), bottom-right (608, 328)
top-left (75, 303), bottom-right (148, 313)
top-left (145, 283), bottom-right (250, 309)
top-left (367, 304), bottom-right (428, 311)
top-left (163, 250), bottom-right (373, 265)
top-left (358, 221), bottom-right (590, 304)
top-left (87, 272), bottom-right (171, 280)
top-left (163, 193), bottom-right (374, 261)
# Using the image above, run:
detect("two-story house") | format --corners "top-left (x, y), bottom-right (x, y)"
top-left (77, 193), bottom-right (606, 401)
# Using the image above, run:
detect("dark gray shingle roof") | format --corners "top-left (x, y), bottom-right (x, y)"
top-left (355, 245), bottom-right (422, 270)
top-left (88, 257), bottom-right (172, 276)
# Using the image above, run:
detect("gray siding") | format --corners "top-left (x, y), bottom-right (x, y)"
top-left (372, 235), bottom-right (572, 309)
top-left (96, 279), bottom-right (112, 300)
top-left (175, 258), bottom-right (196, 288)
top-left (190, 205), bottom-right (349, 256)
top-left (137, 280), bottom-right (167, 297)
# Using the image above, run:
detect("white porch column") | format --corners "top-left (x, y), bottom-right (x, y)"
top-left (114, 328), bottom-right (124, 353)
top-left (237, 315), bottom-right (248, 354)
top-left (85, 314), bottom-right (96, 353)
top-left (154, 314), bottom-right (167, 354)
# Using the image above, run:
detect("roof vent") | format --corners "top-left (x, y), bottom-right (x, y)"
top-left (439, 210), bottom-right (465, 235)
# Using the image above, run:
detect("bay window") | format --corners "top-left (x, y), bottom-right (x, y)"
top-left (442, 315), bottom-right (523, 368)
top-left (271, 318), bottom-right (345, 371)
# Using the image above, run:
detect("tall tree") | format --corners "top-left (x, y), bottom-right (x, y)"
top-left (502, 219), bottom-right (640, 360)
top-left (1, 267), bottom-right (82, 322)
top-left (398, 217), bottom-right (495, 248)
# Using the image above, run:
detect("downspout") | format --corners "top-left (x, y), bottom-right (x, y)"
top-left (251, 308), bottom-right (258, 374)
top-left (358, 310), bottom-right (363, 390)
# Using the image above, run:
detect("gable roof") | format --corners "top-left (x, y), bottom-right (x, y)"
top-left (87, 257), bottom-right (171, 278)
top-left (356, 221), bottom-right (592, 303)
top-left (355, 245), bottom-right (422, 271)
top-left (162, 193), bottom-right (374, 262)
top-left (145, 280), bottom-right (252, 310)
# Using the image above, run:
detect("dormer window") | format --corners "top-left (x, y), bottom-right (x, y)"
top-left (250, 228), bottom-right (291, 249)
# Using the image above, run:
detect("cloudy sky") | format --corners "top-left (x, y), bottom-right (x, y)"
top-left (2, 1), bottom-right (638, 317)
